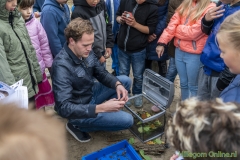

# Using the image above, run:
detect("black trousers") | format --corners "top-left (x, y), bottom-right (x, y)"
top-left (145, 59), bottom-right (167, 77)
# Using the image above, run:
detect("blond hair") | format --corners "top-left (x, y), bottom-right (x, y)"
top-left (0, 103), bottom-right (67, 160)
top-left (218, 10), bottom-right (240, 50)
top-left (64, 17), bottom-right (94, 43)
top-left (167, 98), bottom-right (240, 160)
top-left (177, 0), bottom-right (211, 23)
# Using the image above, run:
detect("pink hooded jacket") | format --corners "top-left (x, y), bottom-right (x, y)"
top-left (25, 16), bottom-right (53, 74)
top-left (158, 2), bottom-right (216, 54)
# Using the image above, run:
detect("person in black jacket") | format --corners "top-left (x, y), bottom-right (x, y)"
top-left (145, 0), bottom-right (169, 77)
top-left (116, 0), bottom-right (158, 107)
top-left (71, 0), bottom-right (114, 64)
top-left (52, 18), bottom-right (133, 143)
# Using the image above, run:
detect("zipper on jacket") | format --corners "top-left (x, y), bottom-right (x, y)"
top-left (110, 0), bottom-right (114, 30)
top-left (177, 39), bottom-right (181, 48)
top-left (83, 59), bottom-right (88, 68)
top-left (178, 16), bottom-right (189, 49)
top-left (9, 12), bottom-right (37, 94)
top-left (192, 41), bottom-right (197, 50)
top-left (98, 13), bottom-right (105, 52)
top-left (124, 4), bottom-right (138, 52)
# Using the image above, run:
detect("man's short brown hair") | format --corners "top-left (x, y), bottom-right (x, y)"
top-left (64, 17), bottom-right (94, 43)
top-left (167, 98), bottom-right (240, 160)
top-left (0, 103), bottom-right (67, 160)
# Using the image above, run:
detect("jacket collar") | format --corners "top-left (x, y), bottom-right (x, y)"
top-left (25, 14), bottom-right (34, 24)
top-left (218, 1), bottom-right (240, 7)
top-left (64, 43), bottom-right (82, 64)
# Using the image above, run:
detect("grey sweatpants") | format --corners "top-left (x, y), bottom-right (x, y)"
top-left (197, 67), bottom-right (222, 100)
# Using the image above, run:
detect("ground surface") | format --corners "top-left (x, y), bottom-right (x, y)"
top-left (50, 2), bottom-right (181, 159)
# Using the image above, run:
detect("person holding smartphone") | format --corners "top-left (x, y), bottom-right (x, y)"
top-left (116, 0), bottom-right (158, 107)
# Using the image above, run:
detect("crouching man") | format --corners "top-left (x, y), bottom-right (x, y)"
top-left (52, 18), bottom-right (133, 143)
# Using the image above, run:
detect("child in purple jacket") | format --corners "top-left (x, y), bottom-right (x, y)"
top-left (19, 0), bottom-right (55, 110)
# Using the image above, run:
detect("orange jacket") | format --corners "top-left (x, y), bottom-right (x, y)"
top-left (158, 2), bottom-right (215, 54)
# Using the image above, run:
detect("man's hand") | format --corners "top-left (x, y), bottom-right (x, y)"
top-left (116, 83), bottom-right (128, 102)
top-left (96, 98), bottom-right (126, 113)
top-left (205, 5), bottom-right (225, 21)
top-left (156, 45), bottom-right (165, 58)
top-left (99, 56), bottom-right (106, 64)
top-left (148, 33), bottom-right (157, 42)
top-left (104, 48), bottom-right (112, 59)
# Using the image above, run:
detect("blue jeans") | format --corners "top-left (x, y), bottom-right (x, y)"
top-left (175, 48), bottom-right (201, 100)
top-left (69, 75), bottom-right (133, 132)
top-left (111, 44), bottom-right (119, 76)
top-left (118, 48), bottom-right (146, 94)
top-left (166, 57), bottom-right (178, 82)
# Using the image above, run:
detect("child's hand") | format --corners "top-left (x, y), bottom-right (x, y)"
top-left (148, 33), bottom-right (156, 42)
top-left (156, 45), bottom-right (165, 58)
top-left (170, 154), bottom-right (179, 160)
top-left (104, 48), bottom-right (112, 59)
top-left (124, 15), bottom-right (137, 27)
top-left (99, 56), bottom-right (106, 64)
top-left (205, 5), bottom-right (225, 21)
top-left (34, 12), bottom-right (41, 18)
top-left (117, 15), bottom-right (125, 24)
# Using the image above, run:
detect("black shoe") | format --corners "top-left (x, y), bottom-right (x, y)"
top-left (66, 122), bottom-right (91, 143)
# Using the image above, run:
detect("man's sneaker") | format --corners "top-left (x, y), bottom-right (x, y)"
top-left (66, 122), bottom-right (91, 143)
top-left (134, 95), bottom-right (143, 108)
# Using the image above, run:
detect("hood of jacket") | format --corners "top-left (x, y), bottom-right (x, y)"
top-left (73, 0), bottom-right (105, 9)
top-left (145, 0), bottom-right (158, 4)
top-left (0, 0), bottom-right (22, 22)
top-left (135, 0), bottom-right (157, 5)
top-left (73, 0), bottom-right (89, 7)
top-left (42, 0), bottom-right (64, 10)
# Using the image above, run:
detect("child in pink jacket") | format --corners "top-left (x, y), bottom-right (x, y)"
top-left (19, 0), bottom-right (55, 110)
top-left (156, 0), bottom-right (215, 100)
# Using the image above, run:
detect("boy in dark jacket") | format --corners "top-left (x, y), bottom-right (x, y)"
top-left (116, 0), bottom-right (158, 107)
top-left (198, 0), bottom-right (240, 100)
top-left (71, 0), bottom-right (114, 64)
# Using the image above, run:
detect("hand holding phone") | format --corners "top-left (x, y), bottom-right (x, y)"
top-left (124, 11), bottom-right (133, 18)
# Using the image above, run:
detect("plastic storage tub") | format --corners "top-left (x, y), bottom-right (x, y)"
top-left (81, 140), bottom-right (142, 160)
top-left (124, 69), bottom-right (174, 142)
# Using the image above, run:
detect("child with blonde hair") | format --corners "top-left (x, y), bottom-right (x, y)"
top-left (0, 103), bottom-right (67, 160)
top-left (167, 98), bottom-right (240, 160)
top-left (19, 0), bottom-right (55, 110)
top-left (156, 0), bottom-right (215, 100)
top-left (217, 10), bottom-right (240, 103)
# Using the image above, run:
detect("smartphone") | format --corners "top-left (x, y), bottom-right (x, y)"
top-left (125, 12), bottom-right (133, 18)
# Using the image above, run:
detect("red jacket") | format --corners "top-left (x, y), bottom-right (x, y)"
top-left (158, 2), bottom-right (215, 54)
